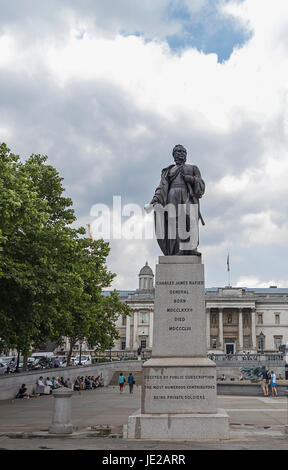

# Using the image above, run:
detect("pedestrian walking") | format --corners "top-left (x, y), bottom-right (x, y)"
top-left (260, 366), bottom-right (269, 397)
top-left (53, 356), bottom-right (60, 368)
top-left (118, 373), bottom-right (126, 393)
top-left (137, 347), bottom-right (142, 361)
top-left (128, 373), bottom-right (135, 394)
top-left (270, 370), bottom-right (278, 397)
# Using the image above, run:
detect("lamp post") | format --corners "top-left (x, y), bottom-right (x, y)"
top-left (78, 337), bottom-right (84, 366)
top-left (259, 331), bottom-right (265, 354)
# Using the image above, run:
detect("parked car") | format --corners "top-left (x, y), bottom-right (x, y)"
top-left (0, 357), bottom-right (18, 373)
top-left (0, 357), bottom-right (16, 364)
top-left (28, 357), bottom-right (43, 370)
top-left (74, 355), bottom-right (92, 365)
top-left (59, 357), bottom-right (76, 367)
top-left (0, 362), bottom-right (8, 375)
top-left (31, 352), bottom-right (54, 360)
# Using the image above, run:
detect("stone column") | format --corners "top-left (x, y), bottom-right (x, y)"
top-left (126, 314), bottom-right (131, 349)
top-left (149, 310), bottom-right (153, 348)
top-left (251, 307), bottom-right (256, 350)
top-left (238, 308), bottom-right (243, 350)
top-left (49, 388), bottom-right (73, 434)
top-left (133, 311), bottom-right (138, 350)
top-left (218, 308), bottom-right (223, 350)
top-left (206, 308), bottom-right (211, 350)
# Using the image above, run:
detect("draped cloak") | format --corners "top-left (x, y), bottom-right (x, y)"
top-left (151, 163), bottom-right (205, 256)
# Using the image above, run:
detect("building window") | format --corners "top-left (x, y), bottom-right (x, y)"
top-left (121, 338), bottom-right (126, 350)
top-left (275, 313), bottom-right (280, 325)
top-left (211, 338), bottom-right (217, 349)
top-left (122, 315), bottom-right (127, 326)
top-left (257, 313), bottom-right (263, 325)
top-left (211, 314), bottom-right (217, 325)
top-left (274, 336), bottom-right (282, 351)
top-left (243, 337), bottom-right (249, 349)
top-left (140, 313), bottom-right (148, 324)
top-left (258, 335), bottom-right (265, 352)
top-left (243, 314), bottom-right (249, 327)
top-left (140, 337), bottom-right (147, 349)
top-left (227, 314), bottom-right (232, 324)
top-left (73, 344), bottom-right (79, 351)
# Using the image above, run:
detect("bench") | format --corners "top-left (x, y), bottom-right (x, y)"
top-left (34, 385), bottom-right (51, 395)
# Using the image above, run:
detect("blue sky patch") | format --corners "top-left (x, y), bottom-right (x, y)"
top-left (165, 0), bottom-right (252, 62)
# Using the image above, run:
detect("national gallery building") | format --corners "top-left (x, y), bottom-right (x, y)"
top-left (109, 262), bottom-right (288, 356)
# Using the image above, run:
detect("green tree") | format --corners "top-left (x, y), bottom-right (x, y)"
top-left (58, 236), bottom-right (130, 366)
top-left (0, 144), bottom-right (56, 364)
top-left (0, 143), bottom-right (129, 368)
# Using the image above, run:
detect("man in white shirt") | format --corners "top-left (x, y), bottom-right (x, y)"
top-left (45, 377), bottom-right (53, 387)
top-left (37, 376), bottom-right (45, 386)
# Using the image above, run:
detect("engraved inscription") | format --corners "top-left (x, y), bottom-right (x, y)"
top-left (144, 373), bottom-right (216, 403)
top-left (160, 279), bottom-right (205, 333)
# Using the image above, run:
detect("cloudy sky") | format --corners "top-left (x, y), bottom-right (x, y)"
top-left (1, 0), bottom-right (288, 290)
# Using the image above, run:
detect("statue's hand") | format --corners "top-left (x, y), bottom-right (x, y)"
top-left (150, 196), bottom-right (160, 205)
top-left (183, 174), bottom-right (194, 183)
top-left (144, 204), bottom-right (154, 214)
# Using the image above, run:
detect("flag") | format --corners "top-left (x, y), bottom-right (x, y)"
top-left (227, 254), bottom-right (230, 272)
top-left (87, 223), bottom-right (93, 240)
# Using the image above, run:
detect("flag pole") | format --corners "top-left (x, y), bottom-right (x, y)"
top-left (87, 223), bottom-right (93, 240)
top-left (227, 253), bottom-right (231, 287)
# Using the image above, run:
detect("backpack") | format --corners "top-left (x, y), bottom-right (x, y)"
top-left (266, 371), bottom-right (271, 383)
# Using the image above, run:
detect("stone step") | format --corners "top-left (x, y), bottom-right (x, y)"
top-left (109, 370), bottom-right (143, 386)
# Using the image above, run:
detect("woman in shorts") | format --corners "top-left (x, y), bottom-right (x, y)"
top-left (118, 373), bottom-right (125, 393)
top-left (270, 370), bottom-right (278, 397)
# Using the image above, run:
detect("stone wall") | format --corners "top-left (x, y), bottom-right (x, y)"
top-left (0, 360), bottom-right (143, 401)
top-left (216, 365), bottom-right (285, 380)
top-left (217, 382), bottom-right (288, 396)
top-left (1, 360), bottom-right (286, 401)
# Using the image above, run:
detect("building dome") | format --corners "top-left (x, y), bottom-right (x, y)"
top-left (139, 261), bottom-right (154, 277)
top-left (138, 262), bottom-right (154, 291)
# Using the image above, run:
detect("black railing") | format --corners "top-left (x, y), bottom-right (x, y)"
top-left (208, 353), bottom-right (285, 362)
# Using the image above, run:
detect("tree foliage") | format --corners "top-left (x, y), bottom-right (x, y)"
top-left (0, 143), bottom-right (129, 366)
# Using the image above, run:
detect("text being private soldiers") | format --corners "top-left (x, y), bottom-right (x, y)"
top-left (145, 145), bottom-right (205, 256)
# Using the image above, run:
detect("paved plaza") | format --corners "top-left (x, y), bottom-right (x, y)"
top-left (0, 385), bottom-right (287, 450)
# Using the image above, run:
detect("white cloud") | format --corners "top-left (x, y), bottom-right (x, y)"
top-left (241, 210), bottom-right (288, 246)
top-left (1, 0), bottom-right (288, 288)
top-left (235, 276), bottom-right (288, 288)
top-left (3, 0), bottom-right (288, 135)
top-left (0, 34), bottom-right (16, 67)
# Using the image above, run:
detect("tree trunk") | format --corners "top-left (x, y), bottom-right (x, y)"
top-left (66, 340), bottom-right (75, 366)
top-left (16, 349), bottom-right (21, 372)
top-left (23, 351), bottom-right (29, 372)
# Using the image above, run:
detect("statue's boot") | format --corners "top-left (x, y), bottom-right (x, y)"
top-left (175, 249), bottom-right (201, 256)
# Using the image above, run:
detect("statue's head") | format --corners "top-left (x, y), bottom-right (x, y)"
top-left (172, 144), bottom-right (187, 164)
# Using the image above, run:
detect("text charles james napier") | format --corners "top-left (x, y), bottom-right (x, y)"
top-left (101, 454), bottom-right (186, 467)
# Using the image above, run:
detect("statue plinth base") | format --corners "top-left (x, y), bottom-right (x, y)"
top-left (124, 409), bottom-right (229, 441)
top-left (125, 256), bottom-right (229, 440)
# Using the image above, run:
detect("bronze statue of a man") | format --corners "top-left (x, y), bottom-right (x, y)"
top-left (146, 144), bottom-right (205, 256)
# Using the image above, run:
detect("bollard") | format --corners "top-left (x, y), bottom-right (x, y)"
top-left (49, 387), bottom-right (73, 434)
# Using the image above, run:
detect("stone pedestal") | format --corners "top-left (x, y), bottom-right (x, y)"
top-left (49, 388), bottom-right (73, 434)
top-left (125, 256), bottom-right (229, 440)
